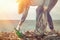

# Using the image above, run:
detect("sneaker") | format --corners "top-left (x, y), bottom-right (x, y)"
top-left (14, 28), bottom-right (24, 38)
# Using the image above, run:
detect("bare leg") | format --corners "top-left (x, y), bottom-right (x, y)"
top-left (47, 0), bottom-right (58, 30)
top-left (41, 0), bottom-right (58, 35)
top-left (47, 12), bottom-right (54, 30)
top-left (16, 8), bottom-right (29, 30)
top-left (35, 0), bottom-right (58, 36)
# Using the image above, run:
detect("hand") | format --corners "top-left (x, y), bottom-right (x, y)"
top-left (43, 6), bottom-right (48, 12)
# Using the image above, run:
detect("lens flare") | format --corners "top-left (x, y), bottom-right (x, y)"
top-left (17, 0), bottom-right (32, 14)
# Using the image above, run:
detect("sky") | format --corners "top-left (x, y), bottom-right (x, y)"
top-left (0, 0), bottom-right (60, 20)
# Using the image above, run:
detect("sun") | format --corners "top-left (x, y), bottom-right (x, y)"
top-left (16, 0), bottom-right (32, 14)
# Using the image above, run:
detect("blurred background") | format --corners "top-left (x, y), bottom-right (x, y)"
top-left (0, 0), bottom-right (60, 32)
top-left (0, 0), bottom-right (60, 20)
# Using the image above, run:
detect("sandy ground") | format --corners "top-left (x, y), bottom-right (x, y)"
top-left (0, 20), bottom-right (60, 32)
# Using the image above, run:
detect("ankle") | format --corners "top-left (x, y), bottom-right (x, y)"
top-left (16, 25), bottom-right (20, 30)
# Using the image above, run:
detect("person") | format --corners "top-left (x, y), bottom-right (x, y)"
top-left (35, 0), bottom-right (58, 35)
top-left (16, 0), bottom-right (58, 36)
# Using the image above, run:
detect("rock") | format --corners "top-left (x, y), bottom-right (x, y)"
top-left (23, 31), bottom-right (60, 40)
top-left (0, 31), bottom-right (60, 40)
top-left (44, 36), bottom-right (60, 40)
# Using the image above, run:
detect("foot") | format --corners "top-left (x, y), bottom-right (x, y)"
top-left (14, 28), bottom-right (24, 38)
top-left (16, 25), bottom-right (20, 31)
top-left (47, 30), bottom-right (58, 36)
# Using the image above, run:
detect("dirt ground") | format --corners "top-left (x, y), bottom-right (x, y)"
top-left (0, 31), bottom-right (60, 40)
